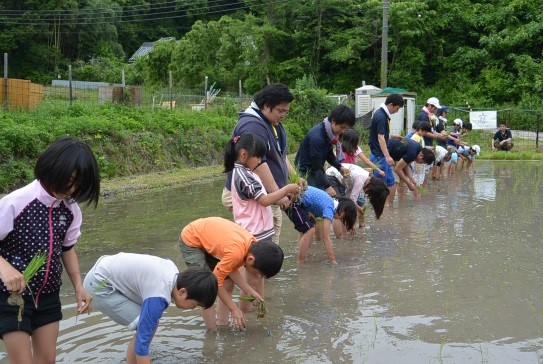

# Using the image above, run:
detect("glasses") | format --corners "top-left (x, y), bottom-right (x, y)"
top-left (274, 107), bottom-right (289, 116)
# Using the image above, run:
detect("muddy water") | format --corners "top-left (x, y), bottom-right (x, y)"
top-left (1, 161), bottom-right (543, 363)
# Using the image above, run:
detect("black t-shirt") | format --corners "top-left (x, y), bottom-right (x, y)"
top-left (387, 138), bottom-right (422, 164)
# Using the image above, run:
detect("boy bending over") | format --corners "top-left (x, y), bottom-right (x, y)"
top-left (83, 253), bottom-right (218, 364)
top-left (179, 217), bottom-right (284, 331)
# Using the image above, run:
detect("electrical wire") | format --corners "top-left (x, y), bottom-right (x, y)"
top-left (0, 0), bottom-right (292, 26)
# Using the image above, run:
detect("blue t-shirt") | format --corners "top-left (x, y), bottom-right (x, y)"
top-left (300, 186), bottom-right (336, 221)
top-left (387, 138), bottom-right (422, 164)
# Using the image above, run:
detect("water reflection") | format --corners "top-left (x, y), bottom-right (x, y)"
top-left (1, 161), bottom-right (543, 363)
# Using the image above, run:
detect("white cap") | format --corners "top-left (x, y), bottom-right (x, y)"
top-left (453, 118), bottom-right (463, 127)
top-left (472, 145), bottom-right (481, 155)
top-left (426, 97), bottom-right (442, 109)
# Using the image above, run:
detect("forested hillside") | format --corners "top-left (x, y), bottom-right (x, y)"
top-left (1, 0), bottom-right (542, 107)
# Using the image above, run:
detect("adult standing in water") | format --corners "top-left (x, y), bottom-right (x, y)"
top-left (222, 83), bottom-right (300, 243)
top-left (368, 93), bottom-right (404, 206)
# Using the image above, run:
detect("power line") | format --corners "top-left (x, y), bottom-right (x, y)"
top-left (0, 0), bottom-right (288, 26)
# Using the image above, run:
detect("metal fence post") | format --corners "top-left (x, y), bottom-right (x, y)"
top-left (204, 76), bottom-right (208, 110)
top-left (169, 71), bottom-right (173, 109)
top-left (68, 65), bottom-right (73, 107)
top-left (3, 53), bottom-right (8, 109)
top-left (536, 112), bottom-right (540, 149)
top-left (239, 79), bottom-right (242, 109)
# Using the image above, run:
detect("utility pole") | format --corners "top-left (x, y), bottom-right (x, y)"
top-left (380, 0), bottom-right (389, 89)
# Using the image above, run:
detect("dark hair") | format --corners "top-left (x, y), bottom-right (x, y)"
top-left (499, 121), bottom-right (507, 127)
top-left (253, 83), bottom-right (294, 110)
top-left (340, 128), bottom-right (360, 154)
top-left (249, 241), bottom-right (284, 278)
top-left (223, 134), bottom-right (267, 172)
top-left (336, 197), bottom-right (357, 231)
top-left (384, 93), bottom-right (405, 107)
top-left (177, 267), bottom-right (218, 309)
top-left (363, 177), bottom-right (389, 219)
top-left (421, 148), bottom-right (436, 165)
top-left (411, 120), bottom-right (421, 130)
top-left (463, 122), bottom-right (473, 131)
top-left (328, 105), bottom-right (355, 127)
top-left (34, 136), bottom-right (100, 207)
top-left (418, 120), bottom-right (432, 133)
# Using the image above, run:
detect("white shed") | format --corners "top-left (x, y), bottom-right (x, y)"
top-left (355, 83), bottom-right (416, 134)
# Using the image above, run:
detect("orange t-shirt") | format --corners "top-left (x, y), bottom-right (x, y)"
top-left (180, 217), bottom-right (256, 287)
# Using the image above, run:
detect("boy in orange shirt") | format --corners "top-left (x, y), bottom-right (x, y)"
top-left (179, 217), bottom-right (284, 331)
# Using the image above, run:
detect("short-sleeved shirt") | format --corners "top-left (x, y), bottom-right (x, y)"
top-left (493, 129), bottom-right (512, 142)
top-left (410, 133), bottom-right (425, 147)
top-left (387, 138), bottom-right (422, 164)
top-left (0, 179), bottom-right (82, 298)
top-left (342, 147), bottom-right (362, 164)
top-left (300, 186), bottom-right (337, 221)
top-left (180, 217), bottom-right (256, 287)
top-left (91, 253), bottom-right (177, 356)
top-left (368, 106), bottom-right (391, 157)
top-left (231, 163), bottom-right (274, 241)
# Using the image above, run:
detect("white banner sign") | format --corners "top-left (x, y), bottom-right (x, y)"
top-left (469, 111), bottom-right (497, 129)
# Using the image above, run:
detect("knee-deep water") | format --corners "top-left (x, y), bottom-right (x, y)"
top-left (1, 161), bottom-right (543, 363)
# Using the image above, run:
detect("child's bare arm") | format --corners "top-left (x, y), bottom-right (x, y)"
top-left (321, 219), bottom-right (337, 266)
top-left (258, 184), bottom-right (301, 207)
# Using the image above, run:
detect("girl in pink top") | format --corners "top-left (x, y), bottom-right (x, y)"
top-left (341, 129), bottom-right (385, 176)
top-left (0, 137), bottom-right (100, 363)
top-left (223, 134), bottom-right (299, 312)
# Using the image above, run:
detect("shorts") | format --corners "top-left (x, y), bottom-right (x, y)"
top-left (83, 268), bottom-right (140, 327)
top-left (285, 201), bottom-right (314, 233)
top-left (0, 290), bottom-right (62, 338)
top-left (326, 175), bottom-right (346, 196)
top-left (178, 238), bottom-right (219, 271)
top-left (370, 153), bottom-right (396, 187)
top-left (221, 187), bottom-right (233, 211)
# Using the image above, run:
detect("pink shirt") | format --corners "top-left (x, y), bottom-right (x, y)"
top-left (343, 147), bottom-right (362, 164)
top-left (231, 164), bottom-right (274, 241)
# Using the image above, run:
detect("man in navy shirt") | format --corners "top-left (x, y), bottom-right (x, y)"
top-left (295, 105), bottom-right (355, 197)
top-left (493, 122), bottom-right (513, 151)
top-left (387, 138), bottom-right (435, 192)
top-left (368, 93), bottom-right (404, 206)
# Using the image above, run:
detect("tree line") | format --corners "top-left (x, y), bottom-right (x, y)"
top-left (1, 0), bottom-right (542, 108)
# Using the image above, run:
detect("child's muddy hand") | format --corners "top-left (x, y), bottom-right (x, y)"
top-left (230, 308), bottom-right (246, 331)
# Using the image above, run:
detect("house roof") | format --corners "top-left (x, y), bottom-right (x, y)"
top-left (128, 37), bottom-right (174, 63)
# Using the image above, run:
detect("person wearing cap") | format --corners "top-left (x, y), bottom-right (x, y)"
top-left (419, 97), bottom-right (448, 147)
top-left (433, 106), bottom-right (449, 179)
top-left (493, 122), bottom-right (514, 151)
top-left (368, 93), bottom-right (405, 206)
top-left (458, 145), bottom-right (481, 172)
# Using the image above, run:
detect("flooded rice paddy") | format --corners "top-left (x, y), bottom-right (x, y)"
top-left (1, 160), bottom-right (543, 363)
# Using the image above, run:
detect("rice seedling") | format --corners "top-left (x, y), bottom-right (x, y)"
top-left (288, 167), bottom-right (308, 202)
top-left (239, 294), bottom-right (267, 319)
top-left (7, 252), bottom-right (48, 324)
top-left (76, 278), bottom-right (109, 323)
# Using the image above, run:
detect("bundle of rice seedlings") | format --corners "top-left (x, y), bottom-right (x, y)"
top-left (7, 252), bottom-right (48, 323)
top-left (239, 294), bottom-right (267, 319)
